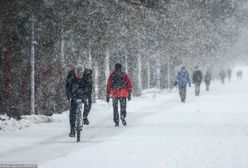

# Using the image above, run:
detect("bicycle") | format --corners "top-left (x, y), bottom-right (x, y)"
top-left (75, 98), bottom-right (84, 142)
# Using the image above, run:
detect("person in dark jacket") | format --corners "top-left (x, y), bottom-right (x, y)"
top-left (175, 66), bottom-right (191, 102)
top-left (66, 64), bottom-right (93, 137)
top-left (204, 70), bottom-right (211, 91)
top-left (106, 63), bottom-right (132, 127)
top-left (192, 66), bottom-right (203, 96)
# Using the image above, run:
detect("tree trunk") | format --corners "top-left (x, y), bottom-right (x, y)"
top-left (147, 61), bottom-right (151, 89)
top-left (30, 13), bottom-right (36, 115)
top-left (105, 47), bottom-right (110, 84)
top-left (90, 49), bottom-right (97, 103)
top-left (138, 52), bottom-right (142, 91)
top-left (167, 55), bottom-right (170, 89)
top-left (60, 27), bottom-right (65, 69)
top-left (156, 57), bottom-right (161, 89)
top-left (125, 49), bottom-right (128, 73)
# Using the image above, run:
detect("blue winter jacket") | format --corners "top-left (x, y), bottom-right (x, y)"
top-left (176, 70), bottom-right (190, 87)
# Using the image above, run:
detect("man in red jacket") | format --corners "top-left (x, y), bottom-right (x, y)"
top-left (106, 63), bottom-right (132, 127)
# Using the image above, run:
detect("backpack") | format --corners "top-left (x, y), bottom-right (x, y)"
top-left (112, 71), bottom-right (126, 89)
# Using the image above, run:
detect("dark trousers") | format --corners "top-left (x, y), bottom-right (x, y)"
top-left (112, 98), bottom-right (127, 124)
top-left (69, 95), bottom-right (92, 128)
top-left (179, 86), bottom-right (187, 102)
top-left (194, 83), bottom-right (201, 96)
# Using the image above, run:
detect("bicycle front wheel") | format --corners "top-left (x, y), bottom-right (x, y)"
top-left (76, 124), bottom-right (81, 142)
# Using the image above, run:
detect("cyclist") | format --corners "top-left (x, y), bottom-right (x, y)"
top-left (66, 64), bottom-right (93, 137)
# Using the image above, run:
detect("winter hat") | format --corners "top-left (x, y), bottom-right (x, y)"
top-left (75, 64), bottom-right (84, 73)
top-left (75, 64), bottom-right (84, 79)
top-left (115, 63), bottom-right (122, 70)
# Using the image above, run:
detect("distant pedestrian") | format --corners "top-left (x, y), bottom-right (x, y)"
top-left (204, 71), bottom-right (211, 91)
top-left (219, 69), bottom-right (226, 84)
top-left (237, 70), bottom-right (243, 80)
top-left (227, 68), bottom-right (232, 82)
top-left (106, 63), bottom-right (132, 127)
top-left (192, 66), bottom-right (203, 96)
top-left (175, 66), bottom-right (191, 103)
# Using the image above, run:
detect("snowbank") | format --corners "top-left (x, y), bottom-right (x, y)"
top-left (0, 112), bottom-right (68, 132)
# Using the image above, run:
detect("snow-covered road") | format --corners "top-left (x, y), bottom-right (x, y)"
top-left (1, 67), bottom-right (248, 168)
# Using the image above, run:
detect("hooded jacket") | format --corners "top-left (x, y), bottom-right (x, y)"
top-left (106, 70), bottom-right (132, 98)
top-left (176, 69), bottom-right (190, 87)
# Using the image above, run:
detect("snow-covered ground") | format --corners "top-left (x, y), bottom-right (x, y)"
top-left (1, 67), bottom-right (248, 168)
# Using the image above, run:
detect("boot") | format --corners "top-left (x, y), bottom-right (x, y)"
top-left (83, 117), bottom-right (89, 125)
top-left (114, 122), bottom-right (119, 127)
top-left (69, 127), bottom-right (75, 137)
top-left (121, 117), bottom-right (127, 126)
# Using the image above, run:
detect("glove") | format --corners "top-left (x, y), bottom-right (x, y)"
top-left (106, 96), bottom-right (110, 103)
top-left (174, 81), bottom-right (177, 86)
top-left (67, 92), bottom-right (72, 101)
top-left (189, 83), bottom-right (191, 87)
top-left (128, 94), bottom-right (131, 101)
